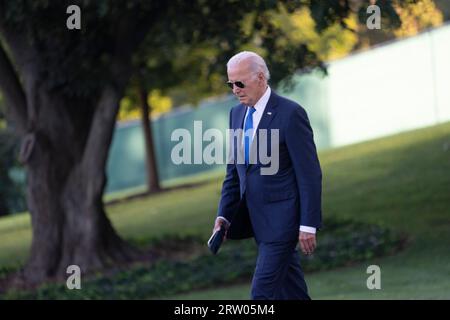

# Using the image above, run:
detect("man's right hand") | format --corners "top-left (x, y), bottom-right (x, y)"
top-left (213, 217), bottom-right (230, 240)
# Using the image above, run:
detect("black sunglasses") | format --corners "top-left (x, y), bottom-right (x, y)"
top-left (227, 81), bottom-right (245, 89)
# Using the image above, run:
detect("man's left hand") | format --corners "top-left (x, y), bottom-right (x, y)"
top-left (299, 231), bottom-right (316, 255)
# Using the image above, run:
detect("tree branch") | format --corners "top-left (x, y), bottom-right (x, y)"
top-left (80, 84), bottom-right (121, 196)
top-left (0, 41), bottom-right (28, 135)
top-left (80, 8), bottom-right (159, 194)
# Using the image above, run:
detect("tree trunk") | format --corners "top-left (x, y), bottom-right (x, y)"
top-left (138, 84), bottom-right (161, 193)
top-left (15, 88), bottom-right (138, 286)
top-left (0, 3), bottom-right (158, 288)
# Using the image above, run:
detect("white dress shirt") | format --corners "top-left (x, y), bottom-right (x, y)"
top-left (242, 86), bottom-right (272, 142)
top-left (218, 86), bottom-right (316, 234)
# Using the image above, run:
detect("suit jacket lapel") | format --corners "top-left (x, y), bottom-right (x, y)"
top-left (255, 92), bottom-right (278, 133)
top-left (233, 105), bottom-right (247, 130)
top-left (231, 105), bottom-right (247, 167)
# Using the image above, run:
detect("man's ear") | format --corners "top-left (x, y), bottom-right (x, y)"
top-left (258, 72), bottom-right (265, 84)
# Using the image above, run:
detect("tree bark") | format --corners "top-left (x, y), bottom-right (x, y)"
top-left (138, 84), bottom-right (161, 193)
top-left (15, 87), bottom-right (139, 286)
top-left (0, 3), bottom-right (159, 287)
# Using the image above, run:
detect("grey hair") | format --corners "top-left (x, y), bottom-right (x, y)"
top-left (227, 51), bottom-right (270, 81)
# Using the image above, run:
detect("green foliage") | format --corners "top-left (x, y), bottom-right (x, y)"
top-left (393, 0), bottom-right (443, 37)
top-left (0, 0), bottom-right (169, 99)
top-left (0, 265), bottom-right (18, 280)
top-left (2, 217), bottom-right (403, 299)
top-left (129, 0), bottom-right (409, 106)
top-left (356, 0), bottom-right (402, 29)
top-left (354, 0), bottom-right (446, 49)
top-left (1, 0), bottom-right (355, 118)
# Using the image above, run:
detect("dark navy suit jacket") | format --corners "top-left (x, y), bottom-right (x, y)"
top-left (217, 91), bottom-right (322, 243)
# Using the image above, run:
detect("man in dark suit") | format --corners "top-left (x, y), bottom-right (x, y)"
top-left (212, 51), bottom-right (322, 300)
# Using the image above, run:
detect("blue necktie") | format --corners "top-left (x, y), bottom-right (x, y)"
top-left (244, 107), bottom-right (256, 166)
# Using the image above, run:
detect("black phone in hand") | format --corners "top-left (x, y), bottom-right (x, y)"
top-left (207, 225), bottom-right (226, 255)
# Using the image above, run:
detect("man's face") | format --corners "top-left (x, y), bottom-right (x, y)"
top-left (227, 60), bottom-right (266, 106)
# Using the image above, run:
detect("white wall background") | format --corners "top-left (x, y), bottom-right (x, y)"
top-left (323, 24), bottom-right (450, 147)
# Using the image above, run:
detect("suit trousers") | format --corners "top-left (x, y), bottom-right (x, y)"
top-left (251, 240), bottom-right (310, 300)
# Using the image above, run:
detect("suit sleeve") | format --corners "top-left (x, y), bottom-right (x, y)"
top-left (285, 106), bottom-right (322, 229)
top-left (217, 108), bottom-right (241, 222)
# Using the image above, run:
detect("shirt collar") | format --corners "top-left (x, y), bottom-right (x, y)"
top-left (252, 86), bottom-right (271, 114)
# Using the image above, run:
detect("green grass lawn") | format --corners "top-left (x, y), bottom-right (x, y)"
top-left (1, 121), bottom-right (450, 299)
